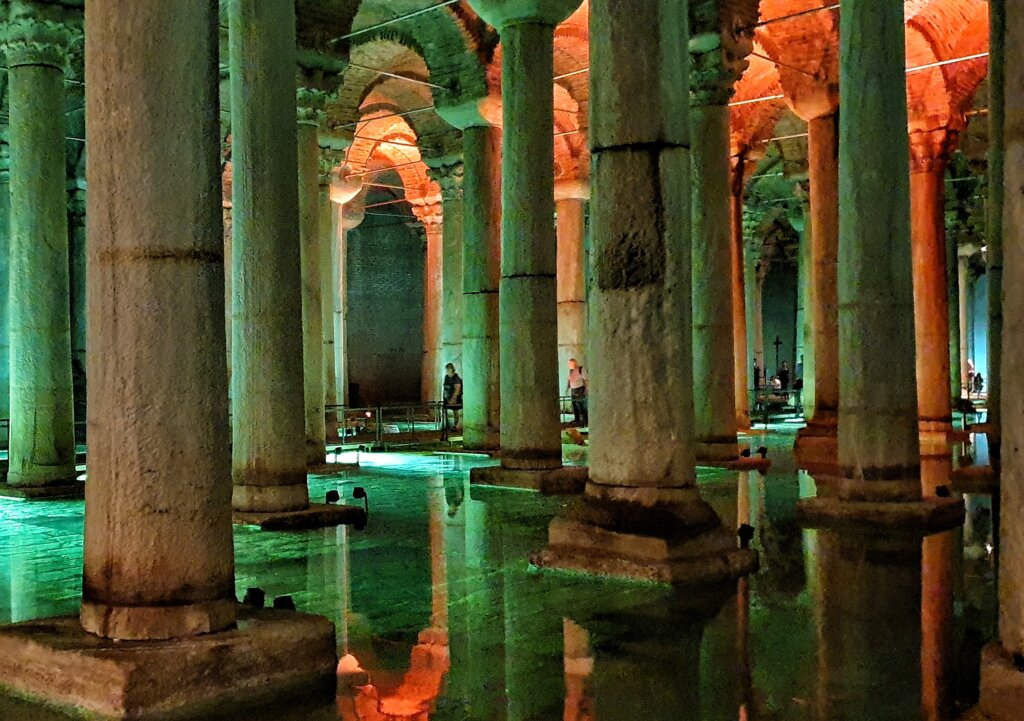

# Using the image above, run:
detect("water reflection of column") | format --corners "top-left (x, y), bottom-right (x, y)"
top-left (7, 541), bottom-right (35, 623)
top-left (464, 493), bottom-right (505, 717)
top-left (563, 619), bottom-right (594, 721)
top-left (427, 476), bottom-right (448, 638)
top-left (814, 531), bottom-right (922, 721)
top-left (442, 474), bottom-right (470, 705)
top-left (921, 530), bottom-right (956, 721)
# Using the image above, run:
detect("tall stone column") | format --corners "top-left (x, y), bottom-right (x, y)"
top-left (957, 253), bottom-right (970, 393)
top-left (419, 210), bottom-right (444, 402)
top-left (689, 7), bottom-right (756, 462)
top-left (436, 164), bottom-right (465, 376)
top-left (1, 9), bottom-right (78, 495)
top-left (328, 167), bottom-right (364, 410)
top-left (81, 0), bottom-right (235, 641)
top-left (318, 171), bottom-right (337, 420)
top-left (228, 0), bottom-right (308, 513)
top-left (460, 123), bottom-right (501, 450)
top-left (980, 1), bottom-right (1024, 714)
top-left (297, 89), bottom-right (326, 465)
top-left (467, 0), bottom-right (580, 485)
top-left (534, 0), bottom-right (757, 582)
top-left (946, 229), bottom-right (962, 400)
top-left (909, 144), bottom-right (953, 449)
top-left (794, 113), bottom-right (840, 466)
top-left (798, 201), bottom-right (817, 414)
top-left (987, 0), bottom-right (1006, 452)
top-left (555, 180), bottom-right (588, 396)
top-left (796, 0), bottom-right (961, 529)
top-left (0, 146), bottom-right (11, 423)
top-left (730, 160), bottom-right (750, 428)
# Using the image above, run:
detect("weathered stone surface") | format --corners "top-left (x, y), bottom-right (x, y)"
top-left (468, 0), bottom-right (581, 30)
top-left (796, 495), bottom-right (964, 532)
top-left (233, 502), bottom-right (366, 530)
top-left (0, 609), bottom-right (336, 720)
top-left (469, 464), bottom-right (587, 495)
top-left (83, 0), bottom-right (235, 641)
top-left (229, 0), bottom-right (309, 512)
top-left (979, 642), bottom-right (1024, 720)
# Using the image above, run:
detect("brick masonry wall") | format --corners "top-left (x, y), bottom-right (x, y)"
top-left (346, 208), bottom-right (425, 406)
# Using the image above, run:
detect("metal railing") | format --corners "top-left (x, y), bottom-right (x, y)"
top-left (749, 387), bottom-right (803, 427)
top-left (325, 401), bottom-right (447, 450)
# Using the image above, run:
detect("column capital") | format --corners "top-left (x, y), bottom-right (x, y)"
top-left (296, 87), bottom-right (328, 127)
top-left (318, 147), bottom-right (345, 186)
top-left (909, 126), bottom-right (959, 175)
top-left (688, 0), bottom-right (759, 106)
top-left (467, 0), bottom-right (581, 30)
top-left (2, 13), bottom-right (78, 69)
top-left (428, 162), bottom-right (464, 202)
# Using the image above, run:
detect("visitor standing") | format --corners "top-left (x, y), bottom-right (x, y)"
top-left (442, 363), bottom-right (463, 432)
top-left (778, 361), bottom-right (790, 390)
top-left (566, 357), bottom-right (589, 427)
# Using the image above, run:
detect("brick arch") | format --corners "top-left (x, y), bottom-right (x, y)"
top-left (730, 47), bottom-right (785, 165)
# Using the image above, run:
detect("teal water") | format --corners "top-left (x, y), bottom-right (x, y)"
top-left (0, 430), bottom-right (997, 720)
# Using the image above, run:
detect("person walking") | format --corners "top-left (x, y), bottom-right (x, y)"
top-left (442, 363), bottom-right (463, 432)
top-left (566, 357), bottom-right (589, 427)
top-left (778, 361), bottom-right (790, 390)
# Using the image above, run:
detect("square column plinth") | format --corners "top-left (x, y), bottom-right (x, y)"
top-left (0, 607), bottom-right (337, 719)
top-left (796, 493), bottom-right (965, 533)
top-left (469, 464), bottom-right (588, 495)
top-left (978, 642), bottom-right (1024, 720)
top-left (0, 480), bottom-right (84, 500)
top-left (233, 502), bottom-right (366, 530)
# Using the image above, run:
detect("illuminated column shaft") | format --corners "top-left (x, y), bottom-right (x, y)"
top-left (319, 181), bottom-right (338, 426)
top-left (4, 12), bottom-right (76, 488)
top-left (81, 0), bottom-right (235, 639)
top-left (422, 219), bottom-right (444, 402)
top-left (228, 0), bottom-right (309, 512)
top-left (988, 0), bottom-right (1006, 451)
top-left (461, 123), bottom-right (501, 450)
top-left (298, 93), bottom-right (326, 465)
top-left (836, 0), bottom-right (919, 500)
top-left (690, 98), bottom-right (738, 461)
top-left (556, 188), bottom-right (587, 395)
top-left (496, 20), bottom-right (563, 470)
top-left (798, 201), bottom-right (817, 413)
top-left (909, 159), bottom-right (953, 441)
top-left (439, 166), bottom-right (465, 375)
top-left (730, 165), bottom-right (751, 427)
top-left (957, 255), bottom-right (970, 393)
top-left (946, 230), bottom-right (961, 400)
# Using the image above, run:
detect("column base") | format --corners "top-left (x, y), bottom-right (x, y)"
top-left (795, 495), bottom-right (964, 533)
top-left (695, 439), bottom-right (740, 463)
top-left (696, 455), bottom-right (771, 473)
top-left (307, 461), bottom-right (360, 474)
top-left (0, 607), bottom-right (336, 720)
top-left (951, 464), bottom-right (998, 494)
top-left (233, 502), bottom-right (366, 530)
top-left (977, 642), bottom-right (1024, 720)
top-left (469, 464), bottom-right (587, 495)
top-left (0, 479), bottom-right (84, 500)
top-left (919, 420), bottom-right (958, 455)
top-left (532, 517), bottom-right (758, 585)
top-left (793, 420), bottom-right (838, 473)
top-left (232, 483), bottom-right (309, 514)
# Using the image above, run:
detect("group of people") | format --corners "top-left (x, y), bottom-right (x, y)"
top-left (752, 359), bottom-right (802, 392)
top-left (440, 357), bottom-right (590, 432)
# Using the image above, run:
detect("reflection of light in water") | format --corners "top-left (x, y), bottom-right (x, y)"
top-left (325, 449), bottom-right (361, 465)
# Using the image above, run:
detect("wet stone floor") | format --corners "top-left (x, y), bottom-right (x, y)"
top-left (0, 428), bottom-right (998, 720)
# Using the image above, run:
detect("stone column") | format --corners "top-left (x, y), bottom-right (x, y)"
top-left (957, 253), bottom-right (970, 394)
top-left (437, 164), bottom-right (465, 376)
top-left (909, 146), bottom-right (953, 447)
top-left (318, 174), bottom-right (337, 422)
top-left (534, 0), bottom-right (756, 582)
top-left (797, 0), bottom-right (961, 529)
top-left (81, 0), bottom-right (235, 639)
top-left (946, 229), bottom-right (962, 400)
top-left (328, 166), bottom-right (364, 409)
top-left (980, 1), bottom-right (1024, 714)
top-left (794, 114), bottom-right (840, 465)
top-left (555, 180), bottom-right (588, 396)
top-left (419, 211), bottom-right (444, 402)
top-left (798, 201), bottom-right (817, 414)
top-left (0, 147), bottom-right (9, 422)
top-left (298, 89), bottom-right (326, 466)
top-left (228, 0), bottom-right (308, 512)
top-left (689, 29), bottom-right (745, 462)
top-left (1, 10), bottom-right (78, 494)
top-left (987, 0), bottom-right (1005, 451)
top-left (68, 185), bottom-right (87, 425)
top-left (460, 123), bottom-right (501, 450)
top-left (467, 0), bottom-right (580, 482)
top-left (730, 159), bottom-right (750, 428)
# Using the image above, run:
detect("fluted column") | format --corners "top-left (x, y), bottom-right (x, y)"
top-left (689, 8), bottom-right (756, 461)
top-left (461, 123), bottom-right (501, 450)
top-left (535, 0), bottom-right (756, 583)
top-left (909, 140), bottom-right (954, 448)
top-left (228, 0), bottom-right (308, 512)
top-left (81, 0), bottom-right (235, 639)
top-left (2, 8), bottom-right (77, 492)
top-left (298, 89), bottom-right (327, 465)
top-left (467, 0), bottom-right (581, 473)
top-left (555, 180), bottom-right (588, 395)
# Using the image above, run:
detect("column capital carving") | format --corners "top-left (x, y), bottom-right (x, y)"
top-left (688, 0), bottom-right (759, 106)
top-left (2, 13), bottom-right (79, 69)
top-left (909, 126), bottom-right (959, 175)
top-left (428, 162), bottom-right (464, 202)
top-left (318, 148), bottom-right (345, 186)
top-left (296, 87), bottom-right (328, 127)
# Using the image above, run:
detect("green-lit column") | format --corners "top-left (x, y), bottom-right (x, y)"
top-left (468, 0), bottom-right (581, 474)
top-left (946, 228), bottom-right (961, 400)
top-left (2, 8), bottom-right (77, 492)
top-left (318, 167), bottom-right (337, 424)
top-left (797, 0), bottom-right (962, 529)
top-left (81, 0), bottom-right (235, 639)
top-left (689, 18), bottom-right (748, 462)
top-left (555, 181), bottom-right (587, 398)
top-left (297, 89), bottom-right (326, 466)
top-left (437, 164), bottom-right (465, 375)
top-left (228, 0), bottom-right (308, 512)
top-left (460, 123), bottom-right (501, 450)
top-left (0, 146), bottom-right (10, 422)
